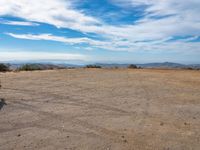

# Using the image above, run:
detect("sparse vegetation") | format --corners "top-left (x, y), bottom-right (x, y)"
top-left (128, 64), bottom-right (138, 69)
top-left (18, 64), bottom-right (42, 71)
top-left (185, 67), bottom-right (194, 70)
top-left (0, 98), bottom-right (7, 110)
top-left (85, 65), bottom-right (102, 68)
top-left (17, 64), bottom-right (65, 71)
top-left (113, 66), bottom-right (119, 69)
top-left (0, 63), bottom-right (10, 72)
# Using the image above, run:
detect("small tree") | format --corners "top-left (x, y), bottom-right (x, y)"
top-left (0, 63), bottom-right (10, 72)
top-left (0, 63), bottom-right (10, 93)
top-left (18, 64), bottom-right (42, 71)
top-left (0, 78), bottom-right (1, 89)
top-left (128, 64), bottom-right (138, 69)
top-left (85, 65), bottom-right (102, 68)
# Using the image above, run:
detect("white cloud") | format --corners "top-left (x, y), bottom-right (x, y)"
top-left (0, 20), bottom-right (39, 26)
top-left (1, 0), bottom-right (200, 53)
top-left (0, 0), bottom-right (100, 32)
top-left (5, 33), bottom-right (108, 47)
top-left (6, 32), bottom-right (200, 54)
top-left (0, 51), bottom-right (88, 61)
top-left (6, 33), bottom-right (93, 44)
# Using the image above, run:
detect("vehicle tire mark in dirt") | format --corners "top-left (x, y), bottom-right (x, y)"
top-left (3, 87), bottom-right (133, 115)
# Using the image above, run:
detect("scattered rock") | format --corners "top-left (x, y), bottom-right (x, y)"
top-left (123, 139), bottom-right (128, 143)
top-left (160, 122), bottom-right (164, 126)
top-left (184, 122), bottom-right (190, 126)
top-left (17, 134), bottom-right (21, 137)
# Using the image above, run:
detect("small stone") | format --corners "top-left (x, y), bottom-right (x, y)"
top-left (123, 139), bottom-right (128, 143)
top-left (160, 122), bottom-right (164, 126)
top-left (184, 122), bottom-right (190, 126)
top-left (17, 134), bottom-right (21, 137)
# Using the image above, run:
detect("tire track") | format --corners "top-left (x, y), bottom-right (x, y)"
top-left (3, 87), bottom-right (133, 115)
top-left (1, 89), bottom-right (133, 144)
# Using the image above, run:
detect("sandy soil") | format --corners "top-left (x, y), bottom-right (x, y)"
top-left (0, 69), bottom-right (200, 150)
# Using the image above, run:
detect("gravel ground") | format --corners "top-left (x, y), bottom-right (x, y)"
top-left (0, 69), bottom-right (200, 150)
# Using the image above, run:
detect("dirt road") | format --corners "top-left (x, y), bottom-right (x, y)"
top-left (0, 69), bottom-right (200, 150)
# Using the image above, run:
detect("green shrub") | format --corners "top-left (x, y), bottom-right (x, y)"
top-left (128, 64), bottom-right (138, 69)
top-left (185, 67), bottom-right (194, 70)
top-left (0, 63), bottom-right (10, 72)
top-left (18, 64), bottom-right (42, 71)
top-left (85, 65), bottom-right (102, 68)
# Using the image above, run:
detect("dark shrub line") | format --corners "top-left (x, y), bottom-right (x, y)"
top-left (18, 64), bottom-right (42, 71)
top-left (128, 64), bottom-right (138, 69)
top-left (0, 63), bottom-right (10, 72)
top-left (85, 65), bottom-right (102, 68)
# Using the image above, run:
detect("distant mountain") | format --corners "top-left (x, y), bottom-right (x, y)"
top-left (94, 62), bottom-right (200, 69)
top-left (137, 62), bottom-right (200, 69)
top-left (137, 62), bottom-right (187, 68)
top-left (8, 63), bottom-right (82, 70)
top-left (94, 63), bottom-right (129, 68)
top-left (2, 62), bottom-right (200, 70)
top-left (188, 64), bottom-right (200, 69)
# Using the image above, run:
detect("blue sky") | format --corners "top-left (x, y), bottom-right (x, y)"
top-left (0, 0), bottom-right (200, 64)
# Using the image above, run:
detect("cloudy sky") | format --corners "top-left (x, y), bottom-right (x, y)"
top-left (0, 0), bottom-right (200, 64)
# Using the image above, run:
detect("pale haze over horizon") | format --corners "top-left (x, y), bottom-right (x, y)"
top-left (0, 0), bottom-right (200, 64)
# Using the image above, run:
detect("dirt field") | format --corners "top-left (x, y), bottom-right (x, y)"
top-left (0, 69), bottom-right (200, 150)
